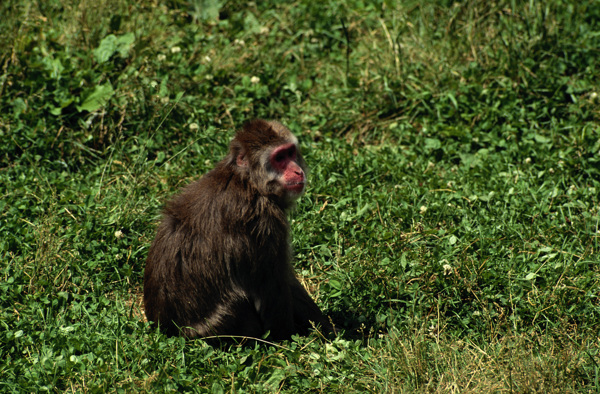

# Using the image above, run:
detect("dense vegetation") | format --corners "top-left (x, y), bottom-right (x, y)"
top-left (1, 0), bottom-right (599, 391)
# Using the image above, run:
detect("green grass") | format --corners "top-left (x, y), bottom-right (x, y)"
top-left (2, 0), bottom-right (600, 392)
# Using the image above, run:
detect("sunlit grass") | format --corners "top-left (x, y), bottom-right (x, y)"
top-left (1, 0), bottom-right (599, 391)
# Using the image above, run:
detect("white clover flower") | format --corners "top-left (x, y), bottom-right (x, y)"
top-left (115, 230), bottom-right (124, 239)
top-left (250, 76), bottom-right (260, 84)
top-left (419, 205), bottom-right (427, 214)
top-left (443, 264), bottom-right (452, 276)
top-left (189, 123), bottom-right (199, 131)
top-left (170, 46), bottom-right (181, 53)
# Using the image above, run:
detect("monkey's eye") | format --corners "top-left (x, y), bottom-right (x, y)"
top-left (274, 153), bottom-right (286, 163)
top-left (274, 147), bottom-right (295, 162)
top-left (287, 146), bottom-right (296, 159)
top-left (270, 144), bottom-right (297, 169)
top-left (283, 146), bottom-right (296, 160)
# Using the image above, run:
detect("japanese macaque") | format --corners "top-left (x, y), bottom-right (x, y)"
top-left (143, 119), bottom-right (332, 341)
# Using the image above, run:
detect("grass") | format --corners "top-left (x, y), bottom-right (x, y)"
top-left (1, 0), bottom-right (599, 392)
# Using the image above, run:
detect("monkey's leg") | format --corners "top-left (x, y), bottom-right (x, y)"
top-left (181, 297), bottom-right (264, 341)
top-left (222, 298), bottom-right (264, 338)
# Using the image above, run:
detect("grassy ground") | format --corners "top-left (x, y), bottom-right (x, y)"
top-left (1, 0), bottom-right (599, 392)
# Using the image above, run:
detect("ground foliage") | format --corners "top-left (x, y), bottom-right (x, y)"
top-left (1, 0), bottom-right (599, 392)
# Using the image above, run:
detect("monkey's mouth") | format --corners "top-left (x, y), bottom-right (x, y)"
top-left (286, 182), bottom-right (305, 192)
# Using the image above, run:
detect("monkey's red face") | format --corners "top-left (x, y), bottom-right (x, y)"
top-left (270, 143), bottom-right (305, 194)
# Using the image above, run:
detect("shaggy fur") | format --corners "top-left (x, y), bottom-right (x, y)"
top-left (144, 120), bottom-right (331, 340)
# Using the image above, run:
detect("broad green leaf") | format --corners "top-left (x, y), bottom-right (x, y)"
top-left (525, 272), bottom-right (537, 280)
top-left (77, 83), bottom-right (115, 112)
top-left (115, 33), bottom-right (135, 58)
top-left (94, 33), bottom-right (135, 64)
top-left (94, 34), bottom-right (119, 64)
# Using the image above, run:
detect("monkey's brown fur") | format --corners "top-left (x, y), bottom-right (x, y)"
top-left (144, 119), bottom-right (332, 340)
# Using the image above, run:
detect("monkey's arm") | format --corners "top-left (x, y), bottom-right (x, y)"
top-left (289, 278), bottom-right (334, 335)
top-left (253, 281), bottom-right (296, 340)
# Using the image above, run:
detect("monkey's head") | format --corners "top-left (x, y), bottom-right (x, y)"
top-left (229, 120), bottom-right (307, 205)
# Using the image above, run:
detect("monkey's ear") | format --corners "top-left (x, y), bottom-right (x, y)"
top-left (236, 152), bottom-right (249, 167)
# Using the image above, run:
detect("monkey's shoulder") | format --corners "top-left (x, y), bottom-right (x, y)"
top-left (163, 166), bottom-right (285, 230)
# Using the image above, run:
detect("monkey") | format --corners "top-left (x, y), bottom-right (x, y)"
top-left (143, 119), bottom-right (333, 341)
